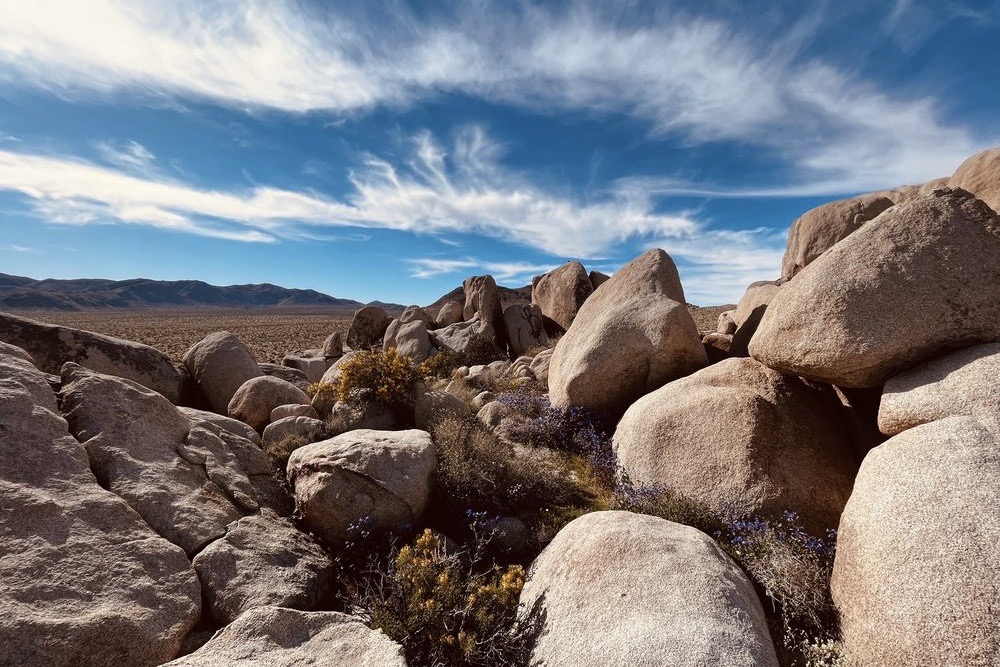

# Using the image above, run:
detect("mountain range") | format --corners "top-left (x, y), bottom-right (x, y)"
top-left (0, 273), bottom-right (405, 313)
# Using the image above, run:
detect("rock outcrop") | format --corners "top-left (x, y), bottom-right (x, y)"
top-left (548, 249), bottom-right (707, 418)
top-left (228, 375), bottom-right (311, 433)
top-left (463, 275), bottom-right (506, 348)
top-left (832, 417), bottom-right (999, 667)
top-left (0, 351), bottom-right (201, 667)
top-left (0, 311), bottom-right (184, 403)
top-left (60, 364), bottom-right (279, 555)
top-left (879, 343), bottom-right (1000, 436)
top-left (503, 304), bottom-right (549, 356)
top-left (383, 318), bottom-right (434, 362)
top-left (346, 306), bottom-right (391, 350)
top-left (435, 300), bottom-right (464, 328)
top-left (520, 511), bottom-right (778, 667)
top-left (613, 357), bottom-right (856, 530)
top-left (750, 189), bottom-right (1000, 387)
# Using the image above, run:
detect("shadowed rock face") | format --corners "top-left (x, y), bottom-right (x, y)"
top-left (0, 310), bottom-right (183, 402)
top-left (0, 350), bottom-right (200, 667)
top-left (531, 261), bottom-right (593, 332)
top-left (520, 511), bottom-right (779, 667)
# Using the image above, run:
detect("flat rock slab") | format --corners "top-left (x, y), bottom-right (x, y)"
top-left (0, 310), bottom-right (183, 402)
top-left (163, 606), bottom-right (407, 666)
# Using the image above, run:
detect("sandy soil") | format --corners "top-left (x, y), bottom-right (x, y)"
top-left (10, 308), bottom-right (351, 365)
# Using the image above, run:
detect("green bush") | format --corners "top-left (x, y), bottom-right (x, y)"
top-left (335, 348), bottom-right (420, 406)
top-left (348, 529), bottom-right (539, 667)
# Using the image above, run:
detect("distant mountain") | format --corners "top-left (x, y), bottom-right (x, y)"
top-left (0, 273), bottom-right (404, 313)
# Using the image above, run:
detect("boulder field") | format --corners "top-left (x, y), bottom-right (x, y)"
top-left (1, 147), bottom-right (999, 666)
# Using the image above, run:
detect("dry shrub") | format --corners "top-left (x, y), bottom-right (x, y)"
top-left (263, 434), bottom-right (309, 470)
top-left (335, 348), bottom-right (419, 405)
top-left (348, 529), bottom-right (540, 667)
top-left (419, 350), bottom-right (463, 379)
top-left (307, 381), bottom-right (338, 416)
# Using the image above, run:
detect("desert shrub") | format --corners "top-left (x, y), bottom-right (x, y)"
top-left (263, 434), bottom-right (309, 470)
top-left (609, 480), bottom-right (724, 537)
top-left (495, 389), bottom-right (615, 480)
top-left (348, 528), bottom-right (539, 667)
top-left (307, 381), bottom-right (338, 416)
top-left (460, 334), bottom-right (507, 367)
top-left (430, 416), bottom-right (589, 520)
top-left (335, 348), bottom-right (420, 406)
top-left (718, 511), bottom-right (841, 666)
top-left (419, 350), bottom-right (463, 379)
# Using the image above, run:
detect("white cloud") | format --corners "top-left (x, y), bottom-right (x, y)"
top-left (95, 139), bottom-right (156, 172)
top-left (0, 126), bottom-right (781, 300)
top-left (0, 127), bottom-right (697, 256)
top-left (1, 243), bottom-right (40, 253)
top-left (0, 1), bottom-right (992, 193)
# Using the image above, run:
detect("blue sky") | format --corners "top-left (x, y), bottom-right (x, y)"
top-left (0, 1), bottom-right (998, 305)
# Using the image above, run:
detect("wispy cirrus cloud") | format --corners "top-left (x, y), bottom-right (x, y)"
top-left (95, 139), bottom-right (157, 172)
top-left (0, 1), bottom-right (993, 193)
top-left (0, 125), bottom-right (780, 300)
top-left (0, 126), bottom-right (698, 256)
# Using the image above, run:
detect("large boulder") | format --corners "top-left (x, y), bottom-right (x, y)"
top-left (192, 511), bottom-right (332, 623)
top-left (435, 300), bottom-right (464, 328)
top-left (732, 280), bottom-right (781, 327)
top-left (463, 275), bottom-right (506, 347)
top-left (430, 318), bottom-right (499, 359)
top-left (383, 318), bottom-right (434, 362)
top-left (0, 351), bottom-right (201, 667)
top-left (346, 306), bottom-right (391, 350)
top-left (287, 429), bottom-right (436, 545)
top-left (60, 364), bottom-right (277, 555)
top-left (0, 311), bottom-right (184, 403)
top-left (182, 331), bottom-right (263, 414)
top-left (228, 375), bottom-right (311, 433)
top-left (162, 606), bottom-right (407, 666)
top-left (548, 249), bottom-right (707, 418)
top-left (831, 417), bottom-right (999, 667)
top-left (259, 362), bottom-right (311, 393)
top-left (879, 343), bottom-right (1000, 436)
top-left (949, 146), bottom-right (1000, 213)
top-left (400, 305), bottom-right (433, 327)
top-left (520, 511), bottom-right (778, 667)
top-left (503, 304), bottom-right (549, 356)
top-left (531, 261), bottom-right (593, 332)
top-left (781, 194), bottom-right (895, 279)
top-left (613, 357), bottom-right (856, 530)
top-left (750, 189), bottom-right (1000, 388)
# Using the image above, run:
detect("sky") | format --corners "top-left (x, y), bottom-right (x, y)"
top-left (0, 0), bottom-right (998, 305)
